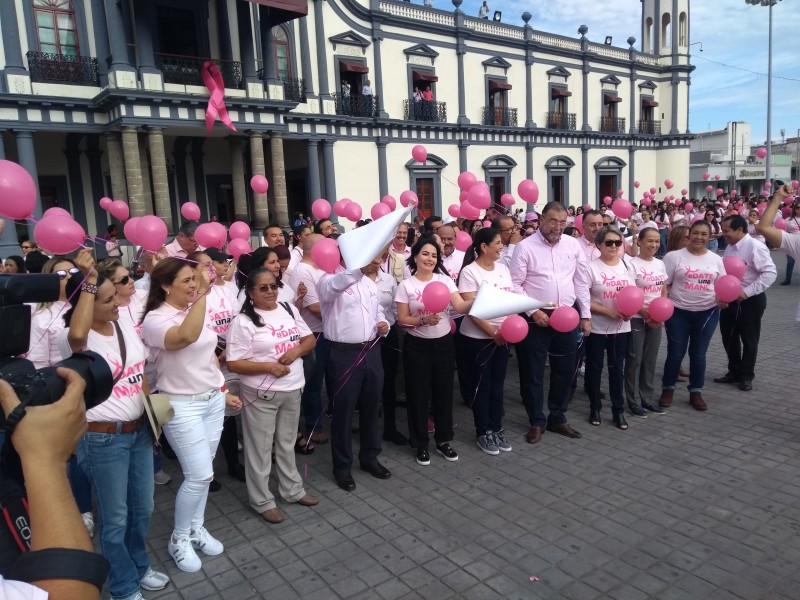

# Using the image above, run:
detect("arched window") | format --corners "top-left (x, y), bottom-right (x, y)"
top-left (33, 0), bottom-right (78, 56)
top-left (545, 156), bottom-right (575, 207)
top-left (482, 155), bottom-right (517, 211)
top-left (678, 12), bottom-right (688, 47)
top-left (406, 154), bottom-right (447, 219)
top-left (661, 13), bottom-right (671, 48)
top-left (644, 17), bottom-right (653, 53)
top-left (272, 26), bottom-right (291, 80)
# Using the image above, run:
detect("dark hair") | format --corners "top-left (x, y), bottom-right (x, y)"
top-left (292, 225), bottom-right (310, 248)
top-left (666, 225), bottom-right (689, 252)
top-left (106, 224), bottom-right (117, 235)
top-left (689, 219), bottom-right (712, 235)
top-left (272, 244), bottom-right (290, 262)
top-left (722, 214), bottom-right (748, 232)
top-left (490, 216), bottom-right (513, 231)
top-left (459, 228), bottom-right (499, 283)
top-left (4, 255), bottom-right (24, 273)
top-left (313, 219), bottom-right (332, 235)
top-left (638, 226), bottom-right (661, 241)
top-left (595, 225), bottom-right (623, 247)
top-left (407, 235), bottom-right (449, 277)
top-left (95, 258), bottom-right (125, 281)
top-left (582, 209), bottom-right (602, 220)
top-left (406, 224), bottom-right (416, 248)
top-left (63, 272), bottom-right (109, 327)
top-left (35, 256), bottom-right (76, 313)
top-left (24, 251), bottom-right (49, 274)
top-left (236, 253), bottom-right (252, 290)
top-left (179, 221), bottom-right (199, 237)
top-left (251, 246), bottom-right (283, 285)
top-left (140, 257), bottom-right (196, 323)
top-left (564, 226), bottom-right (578, 237)
top-left (239, 268), bottom-right (275, 328)
top-left (541, 201), bottom-right (568, 217)
top-left (423, 215), bottom-right (442, 232)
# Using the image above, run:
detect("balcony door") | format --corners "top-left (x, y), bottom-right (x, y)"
top-left (155, 4), bottom-right (201, 57)
top-left (415, 178), bottom-right (434, 219)
top-left (33, 0), bottom-right (79, 57)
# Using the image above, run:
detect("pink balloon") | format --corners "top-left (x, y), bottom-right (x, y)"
top-left (684, 202), bottom-right (694, 212)
top-left (775, 218), bottom-right (788, 231)
top-left (649, 187), bottom-right (657, 195)
top-left (421, 281), bottom-right (451, 313)
top-left (34, 216), bottom-right (85, 255)
top-left (333, 199), bottom-right (351, 217)
top-left (227, 238), bottom-right (252, 261)
top-left (137, 215), bottom-right (168, 252)
top-left (574, 214), bottom-right (584, 234)
top-left (675, 198), bottom-right (683, 206)
top-left (411, 145), bottom-right (427, 163)
top-left (603, 196), bottom-right (612, 206)
top-left (756, 147), bottom-right (767, 159)
top-left (381, 195), bottom-right (397, 211)
top-left (468, 183), bottom-right (491, 210)
top-left (634, 181), bottom-right (640, 188)
top-left (229, 221), bottom-right (251, 240)
top-left (311, 198), bottom-right (331, 220)
top-left (781, 206), bottom-right (792, 219)
top-left (448, 204), bottom-right (461, 218)
top-left (460, 200), bottom-right (480, 220)
top-left (250, 175), bottom-right (269, 195)
top-left (99, 197), bottom-right (113, 211)
top-left (723, 256), bottom-right (746, 279)
top-left (716, 189), bottom-right (724, 197)
top-left (43, 207), bottom-right (71, 219)
top-left (665, 182), bottom-right (674, 190)
top-left (482, 220), bottom-right (492, 227)
top-left (0, 160), bottom-right (37, 219)
top-left (691, 214), bottom-right (704, 224)
top-left (344, 202), bottom-right (362, 222)
top-left (612, 199), bottom-right (633, 219)
top-left (706, 185), bottom-right (714, 193)
top-left (549, 306), bottom-right (579, 333)
top-left (714, 175), bottom-right (720, 181)
top-left (702, 172), bottom-right (710, 181)
top-left (583, 203), bottom-right (592, 211)
top-left (499, 315), bottom-right (528, 344)
top-left (310, 238), bottom-right (340, 274)
top-left (399, 190), bottom-right (417, 208)
top-left (181, 202), bottom-right (201, 221)
top-left (123, 217), bottom-right (141, 244)
top-left (681, 189), bottom-right (688, 197)
top-left (616, 286), bottom-right (644, 318)
top-left (517, 179), bottom-right (539, 204)
top-left (764, 182), bottom-right (772, 189)
top-left (648, 297), bottom-right (675, 323)
top-left (457, 171), bottom-right (477, 191)
top-left (371, 202), bottom-right (390, 220)
top-left (454, 230), bottom-right (472, 252)
top-left (731, 190), bottom-right (738, 197)
top-left (792, 180), bottom-right (799, 189)
top-left (617, 189), bottom-right (625, 197)
top-left (458, 191), bottom-right (469, 203)
top-left (715, 275), bottom-right (742, 303)
top-left (195, 222), bottom-right (224, 249)
top-left (641, 197), bottom-right (652, 207)
top-left (500, 193), bottom-right (515, 206)
top-left (209, 222), bottom-right (228, 246)
top-left (109, 200), bottom-right (130, 221)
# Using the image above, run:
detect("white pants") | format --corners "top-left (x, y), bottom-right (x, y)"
top-left (163, 389), bottom-right (225, 539)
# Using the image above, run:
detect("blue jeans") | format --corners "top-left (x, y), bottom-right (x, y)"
top-left (662, 307), bottom-right (720, 392)
top-left (706, 239), bottom-right (718, 253)
top-left (69, 455), bottom-right (93, 514)
top-left (78, 424), bottom-right (155, 600)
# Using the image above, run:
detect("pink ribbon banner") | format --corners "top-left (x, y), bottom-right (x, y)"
top-left (201, 60), bottom-right (237, 134)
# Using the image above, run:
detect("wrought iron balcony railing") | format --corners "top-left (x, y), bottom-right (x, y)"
top-left (281, 77), bottom-right (306, 103)
top-left (154, 53), bottom-right (241, 88)
top-left (27, 51), bottom-right (99, 86)
top-left (403, 99), bottom-right (447, 123)
top-left (482, 106), bottom-right (518, 127)
top-left (638, 119), bottom-right (661, 135)
top-left (546, 112), bottom-right (577, 130)
top-left (600, 116), bottom-right (626, 133)
top-left (332, 93), bottom-right (380, 118)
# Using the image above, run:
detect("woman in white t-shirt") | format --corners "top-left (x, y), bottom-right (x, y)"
top-left (141, 258), bottom-right (228, 573)
top-left (248, 247), bottom-right (306, 309)
top-left (227, 268), bottom-right (318, 524)
top-left (395, 236), bottom-right (472, 466)
top-left (62, 249), bottom-right (169, 599)
top-left (28, 256), bottom-right (77, 368)
top-left (456, 228), bottom-right (514, 455)
top-left (96, 258), bottom-right (147, 337)
top-left (659, 220), bottom-right (725, 411)
top-left (585, 226), bottom-right (637, 431)
top-left (624, 228), bottom-right (668, 417)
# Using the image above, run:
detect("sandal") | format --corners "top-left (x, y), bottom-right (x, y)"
top-left (295, 434), bottom-right (315, 455)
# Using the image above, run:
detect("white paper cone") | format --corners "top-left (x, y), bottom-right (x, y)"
top-left (469, 281), bottom-right (550, 320)
top-left (338, 207), bottom-right (412, 270)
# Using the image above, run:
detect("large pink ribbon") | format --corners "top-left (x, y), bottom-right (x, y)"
top-left (201, 61), bottom-right (237, 134)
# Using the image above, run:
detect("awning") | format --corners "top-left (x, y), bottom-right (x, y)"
top-left (603, 93), bottom-right (622, 104)
top-left (339, 60), bottom-right (369, 74)
top-left (412, 70), bottom-right (438, 82)
top-left (642, 98), bottom-right (659, 108)
top-left (489, 79), bottom-right (512, 91)
top-left (551, 87), bottom-right (572, 98)
top-left (244, 0), bottom-right (307, 17)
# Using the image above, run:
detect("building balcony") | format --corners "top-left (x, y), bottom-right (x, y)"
top-left (482, 106), bottom-right (518, 127)
top-left (600, 116), bottom-right (626, 133)
top-left (638, 119), bottom-right (661, 135)
top-left (27, 51), bottom-right (99, 87)
top-left (332, 93), bottom-right (379, 118)
top-left (281, 77), bottom-right (306, 103)
top-left (154, 53), bottom-right (242, 89)
top-left (546, 112), bottom-right (576, 130)
top-left (404, 99), bottom-right (447, 123)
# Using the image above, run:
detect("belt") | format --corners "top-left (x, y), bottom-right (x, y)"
top-left (86, 416), bottom-right (145, 434)
top-left (329, 339), bottom-right (377, 352)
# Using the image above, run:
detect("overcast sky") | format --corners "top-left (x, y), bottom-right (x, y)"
top-left (472, 0), bottom-right (800, 143)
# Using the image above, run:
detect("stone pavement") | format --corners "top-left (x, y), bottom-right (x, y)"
top-left (142, 253), bottom-right (800, 600)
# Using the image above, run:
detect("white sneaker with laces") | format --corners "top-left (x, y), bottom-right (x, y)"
top-left (81, 512), bottom-right (94, 538)
top-left (139, 567), bottom-right (170, 591)
top-left (190, 527), bottom-right (224, 556)
top-left (168, 536), bottom-right (202, 572)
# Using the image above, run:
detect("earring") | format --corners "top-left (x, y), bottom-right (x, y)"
top-left (166, 289), bottom-right (170, 296)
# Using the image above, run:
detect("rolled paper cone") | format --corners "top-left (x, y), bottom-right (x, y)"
top-left (469, 281), bottom-right (551, 320)
top-left (337, 207), bottom-right (412, 270)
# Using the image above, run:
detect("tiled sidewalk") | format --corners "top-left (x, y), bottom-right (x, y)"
top-left (143, 253), bottom-right (800, 600)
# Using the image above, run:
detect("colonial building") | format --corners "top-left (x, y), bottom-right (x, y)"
top-left (0, 0), bottom-right (693, 251)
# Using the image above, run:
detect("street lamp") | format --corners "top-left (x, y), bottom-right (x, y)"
top-left (744, 0), bottom-right (780, 186)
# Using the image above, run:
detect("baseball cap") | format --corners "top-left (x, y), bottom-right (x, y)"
top-left (205, 247), bottom-right (232, 261)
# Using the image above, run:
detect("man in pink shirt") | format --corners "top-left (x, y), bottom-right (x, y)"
top-left (163, 221), bottom-right (199, 259)
top-left (510, 202), bottom-right (591, 444)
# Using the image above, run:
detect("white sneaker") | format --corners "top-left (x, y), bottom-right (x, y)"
top-left (154, 470), bottom-right (171, 485)
top-left (190, 527), bottom-right (223, 556)
top-left (168, 536), bottom-right (202, 572)
top-left (139, 567), bottom-right (170, 591)
top-left (81, 512), bottom-right (94, 538)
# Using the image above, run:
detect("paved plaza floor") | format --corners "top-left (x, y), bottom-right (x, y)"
top-left (143, 253), bottom-right (800, 600)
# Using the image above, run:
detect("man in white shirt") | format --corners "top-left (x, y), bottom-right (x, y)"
top-left (492, 216), bottom-right (522, 268)
top-left (437, 225), bottom-right (464, 282)
top-left (715, 214), bottom-right (777, 391)
top-left (163, 221), bottom-right (199, 259)
top-left (361, 79), bottom-right (373, 97)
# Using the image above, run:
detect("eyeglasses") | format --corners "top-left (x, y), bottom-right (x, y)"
top-left (55, 267), bottom-right (81, 280)
top-left (602, 239), bottom-right (623, 247)
top-left (113, 275), bottom-right (131, 286)
top-left (21, 245), bottom-right (33, 250)
top-left (257, 284), bottom-right (280, 292)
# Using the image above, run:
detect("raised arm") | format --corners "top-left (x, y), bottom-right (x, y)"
top-left (757, 184), bottom-right (793, 248)
top-left (66, 249), bottom-right (98, 353)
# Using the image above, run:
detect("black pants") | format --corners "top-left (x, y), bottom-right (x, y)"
top-left (454, 326), bottom-right (473, 405)
top-left (327, 343), bottom-right (383, 474)
top-left (585, 332), bottom-right (629, 416)
top-left (403, 333), bottom-right (455, 449)
top-left (219, 416), bottom-right (240, 469)
top-left (719, 292), bottom-right (767, 382)
top-left (459, 335), bottom-right (509, 436)
top-left (515, 315), bottom-right (576, 428)
top-left (380, 325), bottom-right (402, 433)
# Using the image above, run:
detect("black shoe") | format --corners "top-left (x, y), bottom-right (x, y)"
top-left (628, 404), bottom-right (647, 418)
top-left (360, 461), bottom-right (391, 480)
top-left (613, 414), bottom-right (629, 430)
top-left (589, 409), bottom-right (601, 426)
top-left (643, 402), bottom-right (666, 414)
top-left (334, 472), bottom-right (356, 492)
top-left (228, 463), bottom-right (246, 482)
top-left (780, 280), bottom-right (791, 286)
top-left (416, 448), bottom-right (430, 466)
top-left (383, 430), bottom-right (408, 446)
top-left (435, 443), bottom-right (459, 462)
top-left (713, 372), bottom-right (738, 384)
top-left (209, 479), bottom-right (221, 492)
top-left (739, 380), bottom-right (753, 391)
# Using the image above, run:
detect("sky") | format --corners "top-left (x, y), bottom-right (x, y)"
top-left (479, 0), bottom-right (800, 144)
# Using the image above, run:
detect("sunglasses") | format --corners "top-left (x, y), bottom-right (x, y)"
top-left (55, 267), bottom-right (81, 280)
top-left (113, 275), bottom-right (131, 286)
top-left (257, 284), bottom-right (280, 292)
top-left (603, 240), bottom-right (623, 247)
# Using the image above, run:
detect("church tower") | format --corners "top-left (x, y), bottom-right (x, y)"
top-left (641, 0), bottom-right (689, 56)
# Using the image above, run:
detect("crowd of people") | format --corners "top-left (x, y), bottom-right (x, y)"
top-left (5, 183), bottom-right (798, 599)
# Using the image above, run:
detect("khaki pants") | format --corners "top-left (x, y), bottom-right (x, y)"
top-left (240, 384), bottom-right (306, 513)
